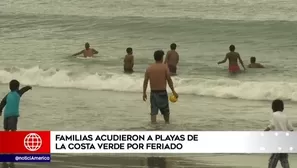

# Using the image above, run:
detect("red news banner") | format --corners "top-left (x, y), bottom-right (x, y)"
top-left (0, 131), bottom-right (50, 153)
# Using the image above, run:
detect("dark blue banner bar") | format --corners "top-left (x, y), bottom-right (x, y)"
top-left (0, 154), bottom-right (51, 162)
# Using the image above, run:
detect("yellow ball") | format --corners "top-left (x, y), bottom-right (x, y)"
top-left (169, 95), bottom-right (177, 103)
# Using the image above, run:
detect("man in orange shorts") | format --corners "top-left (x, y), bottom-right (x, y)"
top-left (218, 45), bottom-right (246, 74)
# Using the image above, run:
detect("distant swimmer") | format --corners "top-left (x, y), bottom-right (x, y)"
top-left (143, 50), bottom-right (178, 124)
top-left (248, 57), bottom-right (264, 68)
top-left (164, 43), bottom-right (179, 76)
top-left (218, 45), bottom-right (246, 74)
top-left (124, 47), bottom-right (134, 73)
top-left (72, 42), bottom-right (98, 58)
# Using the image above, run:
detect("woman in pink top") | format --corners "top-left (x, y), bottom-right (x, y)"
top-left (72, 42), bottom-right (98, 57)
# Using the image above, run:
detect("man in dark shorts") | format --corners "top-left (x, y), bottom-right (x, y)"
top-left (143, 50), bottom-right (178, 124)
top-left (164, 43), bottom-right (179, 75)
top-left (0, 80), bottom-right (32, 131)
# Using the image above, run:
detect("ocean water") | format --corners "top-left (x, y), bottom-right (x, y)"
top-left (1, 0), bottom-right (297, 167)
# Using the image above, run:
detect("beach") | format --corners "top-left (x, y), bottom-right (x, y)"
top-left (1, 0), bottom-right (297, 167)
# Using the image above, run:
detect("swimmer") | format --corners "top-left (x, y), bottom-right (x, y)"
top-left (248, 57), bottom-right (264, 68)
top-left (72, 42), bottom-right (98, 57)
top-left (218, 45), bottom-right (246, 74)
top-left (123, 47), bottom-right (134, 73)
top-left (164, 43), bottom-right (179, 76)
top-left (143, 50), bottom-right (178, 124)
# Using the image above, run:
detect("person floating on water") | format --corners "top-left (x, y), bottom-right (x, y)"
top-left (0, 80), bottom-right (32, 168)
top-left (143, 50), bottom-right (178, 124)
top-left (264, 99), bottom-right (293, 168)
top-left (218, 45), bottom-right (246, 74)
top-left (248, 57), bottom-right (264, 68)
top-left (124, 47), bottom-right (134, 73)
top-left (72, 42), bottom-right (98, 58)
top-left (164, 43), bottom-right (179, 76)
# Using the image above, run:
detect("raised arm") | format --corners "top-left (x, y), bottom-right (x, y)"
top-left (0, 95), bottom-right (7, 116)
top-left (92, 49), bottom-right (98, 54)
top-left (17, 86), bottom-right (32, 97)
top-left (72, 50), bottom-right (84, 56)
top-left (238, 54), bottom-right (246, 70)
top-left (218, 55), bottom-right (227, 64)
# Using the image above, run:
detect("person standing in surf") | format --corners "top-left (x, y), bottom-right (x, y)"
top-left (143, 50), bottom-right (178, 124)
top-left (218, 45), bottom-right (246, 74)
top-left (124, 47), bottom-right (134, 73)
top-left (72, 42), bottom-right (98, 57)
top-left (264, 99), bottom-right (293, 168)
top-left (164, 43), bottom-right (179, 76)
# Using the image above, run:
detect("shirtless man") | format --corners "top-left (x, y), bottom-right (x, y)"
top-left (164, 43), bottom-right (179, 75)
top-left (218, 45), bottom-right (246, 74)
top-left (248, 57), bottom-right (264, 68)
top-left (124, 47), bottom-right (134, 73)
top-left (143, 50), bottom-right (178, 124)
top-left (72, 42), bottom-right (98, 57)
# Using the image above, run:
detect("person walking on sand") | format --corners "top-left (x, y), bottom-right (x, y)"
top-left (72, 42), bottom-right (98, 58)
top-left (218, 45), bottom-right (246, 74)
top-left (143, 50), bottom-right (178, 124)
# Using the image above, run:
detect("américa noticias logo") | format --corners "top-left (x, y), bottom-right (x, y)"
top-left (24, 133), bottom-right (43, 152)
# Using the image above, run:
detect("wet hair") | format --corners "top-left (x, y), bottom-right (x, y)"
top-left (126, 47), bottom-right (133, 54)
top-left (170, 43), bottom-right (177, 50)
top-left (85, 42), bottom-right (90, 49)
top-left (229, 45), bottom-right (235, 52)
top-left (272, 99), bottom-right (284, 112)
top-left (250, 57), bottom-right (256, 63)
top-left (9, 79), bottom-right (20, 91)
top-left (154, 50), bottom-right (165, 62)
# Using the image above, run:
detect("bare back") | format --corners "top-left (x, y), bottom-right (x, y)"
top-left (83, 49), bottom-right (94, 57)
top-left (248, 63), bottom-right (264, 68)
top-left (124, 54), bottom-right (134, 70)
top-left (226, 52), bottom-right (240, 66)
top-left (146, 63), bottom-right (170, 91)
top-left (165, 50), bottom-right (179, 66)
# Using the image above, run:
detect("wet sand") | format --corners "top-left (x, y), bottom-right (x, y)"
top-left (12, 155), bottom-right (242, 168)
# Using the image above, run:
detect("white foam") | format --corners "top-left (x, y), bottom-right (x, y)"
top-left (1, 66), bottom-right (297, 102)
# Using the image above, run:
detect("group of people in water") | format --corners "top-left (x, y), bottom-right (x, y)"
top-left (72, 43), bottom-right (264, 75)
top-left (72, 42), bottom-right (180, 75)
top-left (70, 42), bottom-right (269, 125)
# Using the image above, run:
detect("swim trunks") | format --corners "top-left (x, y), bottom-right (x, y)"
top-left (229, 65), bottom-right (240, 73)
top-left (168, 64), bottom-right (177, 74)
top-left (3, 116), bottom-right (18, 131)
top-left (150, 90), bottom-right (169, 115)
